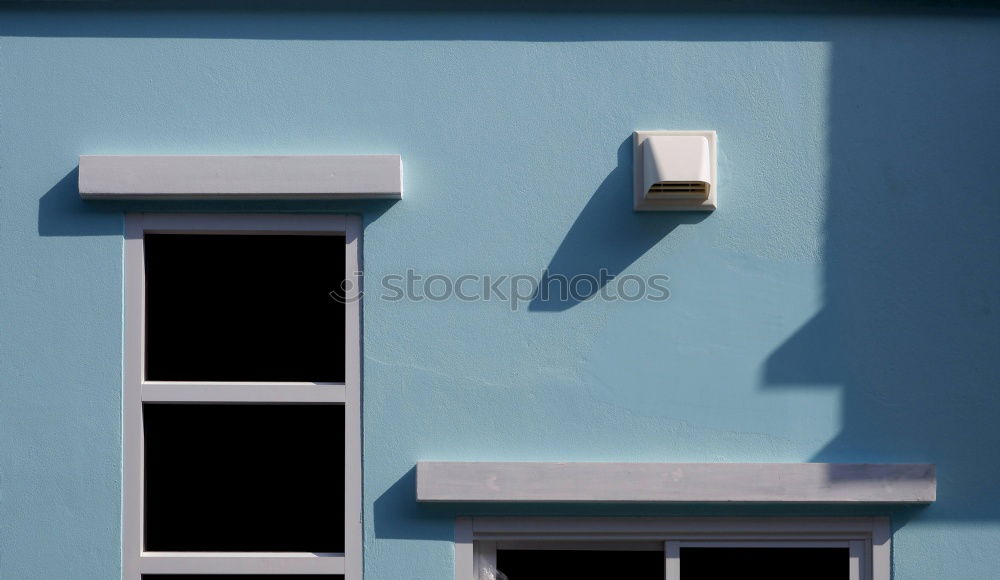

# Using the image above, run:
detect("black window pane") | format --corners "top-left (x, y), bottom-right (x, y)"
top-left (144, 234), bottom-right (346, 382)
top-left (680, 547), bottom-right (849, 580)
top-left (144, 404), bottom-right (345, 552)
top-left (496, 550), bottom-right (664, 580)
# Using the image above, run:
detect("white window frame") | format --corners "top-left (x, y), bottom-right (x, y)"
top-left (457, 517), bottom-right (890, 580)
top-left (123, 213), bottom-right (362, 579)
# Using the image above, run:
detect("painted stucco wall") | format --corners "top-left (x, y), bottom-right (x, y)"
top-left (1, 6), bottom-right (998, 579)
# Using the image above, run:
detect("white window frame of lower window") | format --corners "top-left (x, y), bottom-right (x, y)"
top-left (457, 517), bottom-right (890, 580)
top-left (123, 213), bottom-right (363, 579)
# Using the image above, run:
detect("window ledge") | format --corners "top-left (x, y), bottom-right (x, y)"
top-left (416, 461), bottom-right (936, 504)
top-left (79, 155), bottom-right (402, 200)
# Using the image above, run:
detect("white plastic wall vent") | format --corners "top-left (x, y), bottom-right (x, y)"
top-left (634, 131), bottom-right (717, 211)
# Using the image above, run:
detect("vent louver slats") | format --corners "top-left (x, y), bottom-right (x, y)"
top-left (646, 181), bottom-right (709, 200)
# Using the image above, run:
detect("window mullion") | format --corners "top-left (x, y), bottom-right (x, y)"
top-left (138, 552), bottom-right (346, 575)
top-left (665, 540), bottom-right (680, 580)
top-left (141, 381), bottom-right (347, 403)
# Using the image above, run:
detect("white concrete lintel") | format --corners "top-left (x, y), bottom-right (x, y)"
top-left (417, 461), bottom-right (936, 504)
top-left (79, 154), bottom-right (402, 200)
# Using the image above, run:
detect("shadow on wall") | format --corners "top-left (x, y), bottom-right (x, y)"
top-left (529, 137), bottom-right (706, 312)
top-left (372, 466), bottom-right (466, 541)
top-left (764, 22), bottom-right (1000, 522)
top-left (1, 3), bottom-right (999, 41)
top-left (38, 168), bottom-right (122, 236)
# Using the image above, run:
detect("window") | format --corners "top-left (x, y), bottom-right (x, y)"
top-left (143, 404), bottom-right (345, 553)
top-left (124, 214), bottom-right (362, 580)
top-left (143, 233), bottom-right (346, 383)
top-left (493, 546), bottom-right (665, 579)
top-left (458, 517), bottom-right (889, 580)
top-left (677, 546), bottom-right (849, 579)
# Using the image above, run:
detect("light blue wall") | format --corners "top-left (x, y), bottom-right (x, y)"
top-left (1, 7), bottom-right (998, 579)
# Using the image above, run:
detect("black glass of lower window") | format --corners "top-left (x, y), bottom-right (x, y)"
top-left (496, 550), bottom-right (664, 580)
top-left (144, 234), bottom-right (346, 383)
top-left (144, 404), bottom-right (345, 552)
top-left (679, 547), bottom-right (849, 579)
